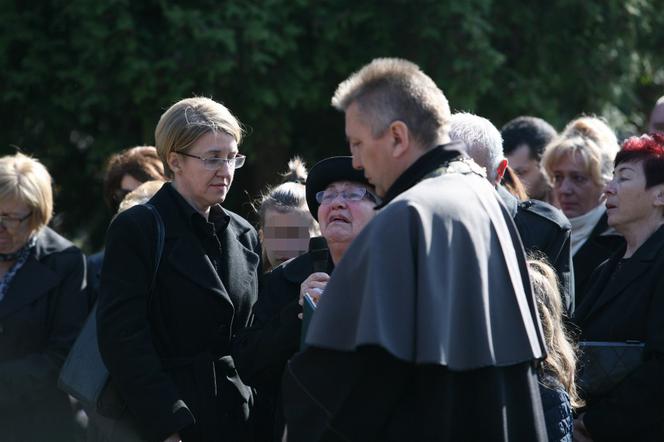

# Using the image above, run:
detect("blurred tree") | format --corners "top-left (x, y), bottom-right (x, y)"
top-left (0, 0), bottom-right (661, 251)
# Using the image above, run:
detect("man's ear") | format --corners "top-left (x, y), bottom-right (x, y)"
top-left (167, 152), bottom-right (181, 174)
top-left (389, 120), bottom-right (410, 158)
top-left (496, 159), bottom-right (508, 184)
top-left (258, 228), bottom-right (264, 243)
top-left (654, 184), bottom-right (664, 208)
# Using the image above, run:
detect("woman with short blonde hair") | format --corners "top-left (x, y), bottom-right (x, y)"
top-left (98, 96), bottom-right (259, 442)
top-left (541, 116), bottom-right (624, 303)
top-left (0, 152), bottom-right (87, 441)
top-left (0, 152), bottom-right (53, 231)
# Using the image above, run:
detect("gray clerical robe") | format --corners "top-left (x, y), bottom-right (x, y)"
top-left (305, 162), bottom-right (545, 369)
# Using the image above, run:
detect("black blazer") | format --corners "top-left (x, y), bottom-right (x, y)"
top-left (498, 186), bottom-right (574, 312)
top-left (0, 227), bottom-right (87, 442)
top-left (97, 183), bottom-right (260, 442)
top-left (573, 212), bottom-right (624, 306)
top-left (573, 225), bottom-right (664, 441)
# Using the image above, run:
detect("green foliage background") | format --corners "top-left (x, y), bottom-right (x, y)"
top-left (1, 0), bottom-right (662, 251)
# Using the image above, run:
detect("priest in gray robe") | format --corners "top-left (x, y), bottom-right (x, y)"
top-left (282, 58), bottom-right (548, 442)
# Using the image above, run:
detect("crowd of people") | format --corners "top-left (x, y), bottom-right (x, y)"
top-left (1, 58), bottom-right (663, 442)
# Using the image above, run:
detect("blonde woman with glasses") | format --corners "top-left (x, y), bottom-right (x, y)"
top-left (97, 97), bottom-right (260, 442)
top-left (0, 152), bottom-right (87, 442)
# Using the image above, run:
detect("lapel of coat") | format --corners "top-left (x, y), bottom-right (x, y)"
top-left (580, 226), bottom-right (664, 322)
top-left (153, 186), bottom-right (235, 311)
top-left (167, 235), bottom-right (234, 310)
top-left (217, 220), bottom-right (258, 308)
top-left (572, 257), bottom-right (618, 326)
top-left (0, 254), bottom-right (59, 319)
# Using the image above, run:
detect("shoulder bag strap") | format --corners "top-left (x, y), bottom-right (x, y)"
top-left (142, 203), bottom-right (165, 301)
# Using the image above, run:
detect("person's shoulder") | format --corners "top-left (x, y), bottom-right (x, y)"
top-left (34, 227), bottom-right (84, 269)
top-left (279, 252), bottom-right (315, 283)
top-left (517, 199), bottom-right (571, 231)
top-left (34, 226), bottom-right (80, 256)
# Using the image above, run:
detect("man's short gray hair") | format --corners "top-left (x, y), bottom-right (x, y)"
top-left (449, 112), bottom-right (503, 182)
top-left (331, 58), bottom-right (450, 150)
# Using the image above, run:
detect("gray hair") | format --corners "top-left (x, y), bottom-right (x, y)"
top-left (331, 58), bottom-right (450, 150)
top-left (449, 112), bottom-right (504, 182)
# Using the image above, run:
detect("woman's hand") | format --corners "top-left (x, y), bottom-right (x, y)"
top-left (163, 433), bottom-right (181, 442)
top-left (298, 272), bottom-right (330, 318)
top-left (573, 413), bottom-right (593, 442)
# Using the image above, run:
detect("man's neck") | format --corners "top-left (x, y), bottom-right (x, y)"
top-left (377, 141), bottom-right (466, 208)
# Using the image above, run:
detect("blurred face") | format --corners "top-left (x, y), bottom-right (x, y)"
top-left (605, 161), bottom-right (664, 232)
top-left (262, 208), bottom-right (314, 267)
top-left (0, 198), bottom-right (33, 255)
top-left (508, 144), bottom-right (549, 200)
top-left (649, 103), bottom-right (664, 133)
top-left (317, 181), bottom-right (376, 247)
top-left (114, 174), bottom-right (143, 208)
top-left (345, 102), bottom-right (398, 197)
top-left (169, 131), bottom-right (238, 212)
top-left (550, 152), bottom-right (605, 218)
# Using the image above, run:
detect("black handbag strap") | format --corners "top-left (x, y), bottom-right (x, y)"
top-left (142, 203), bottom-right (165, 300)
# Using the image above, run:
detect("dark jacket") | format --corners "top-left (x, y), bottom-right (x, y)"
top-left (0, 227), bottom-right (87, 442)
top-left (573, 225), bottom-right (664, 441)
top-left (498, 185), bottom-right (575, 312)
top-left (86, 249), bottom-right (104, 308)
top-left (234, 251), bottom-right (333, 441)
top-left (538, 375), bottom-right (573, 442)
top-left (97, 183), bottom-right (260, 442)
top-left (572, 212), bottom-right (623, 306)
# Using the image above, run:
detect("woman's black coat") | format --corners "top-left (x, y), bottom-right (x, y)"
top-left (573, 224), bottom-right (664, 441)
top-left (573, 213), bottom-right (624, 305)
top-left (234, 251), bottom-right (333, 441)
top-left (97, 183), bottom-right (260, 442)
top-left (0, 227), bottom-right (87, 442)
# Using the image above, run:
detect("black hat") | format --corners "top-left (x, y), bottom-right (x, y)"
top-left (305, 156), bottom-right (372, 221)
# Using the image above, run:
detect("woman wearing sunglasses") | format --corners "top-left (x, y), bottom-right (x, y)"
top-left (97, 97), bottom-right (260, 442)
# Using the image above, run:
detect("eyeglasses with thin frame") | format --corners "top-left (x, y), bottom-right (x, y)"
top-left (315, 187), bottom-right (377, 205)
top-left (177, 152), bottom-right (246, 170)
top-left (0, 212), bottom-right (32, 230)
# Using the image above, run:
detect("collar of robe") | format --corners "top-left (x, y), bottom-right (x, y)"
top-left (376, 141), bottom-right (468, 209)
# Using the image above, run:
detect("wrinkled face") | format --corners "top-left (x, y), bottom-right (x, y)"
top-left (345, 102), bottom-right (397, 197)
top-left (169, 131), bottom-right (238, 212)
top-left (550, 152), bottom-right (605, 218)
top-left (317, 181), bottom-right (376, 247)
top-left (508, 144), bottom-right (549, 200)
top-left (605, 161), bottom-right (664, 232)
top-left (261, 208), bottom-right (314, 267)
top-left (0, 198), bottom-right (33, 255)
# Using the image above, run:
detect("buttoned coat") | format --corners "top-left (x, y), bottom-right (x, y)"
top-left (97, 183), bottom-right (260, 442)
top-left (573, 225), bottom-right (664, 441)
top-left (0, 227), bottom-right (87, 442)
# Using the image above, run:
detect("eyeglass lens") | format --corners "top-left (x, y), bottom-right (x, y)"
top-left (317, 188), bottom-right (370, 204)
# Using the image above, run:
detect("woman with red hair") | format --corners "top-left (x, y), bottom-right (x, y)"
top-left (572, 133), bottom-right (664, 441)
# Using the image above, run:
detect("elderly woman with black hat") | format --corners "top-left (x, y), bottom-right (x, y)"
top-left (233, 156), bottom-right (378, 441)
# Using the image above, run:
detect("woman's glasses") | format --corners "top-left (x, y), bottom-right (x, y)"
top-left (178, 152), bottom-right (246, 171)
top-left (0, 212), bottom-right (31, 231)
top-left (315, 187), bottom-right (377, 205)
